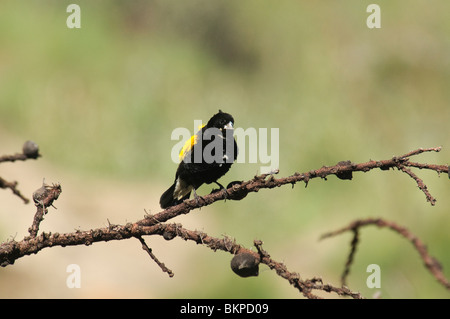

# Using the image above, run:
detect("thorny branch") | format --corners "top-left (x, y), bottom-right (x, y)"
top-left (321, 218), bottom-right (450, 291)
top-left (0, 176), bottom-right (30, 204)
top-left (339, 228), bottom-right (359, 287)
top-left (28, 181), bottom-right (62, 238)
top-left (0, 140), bottom-right (41, 204)
top-left (137, 236), bottom-right (174, 278)
top-left (0, 145), bottom-right (449, 298)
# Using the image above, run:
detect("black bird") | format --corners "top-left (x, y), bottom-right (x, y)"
top-left (160, 110), bottom-right (238, 208)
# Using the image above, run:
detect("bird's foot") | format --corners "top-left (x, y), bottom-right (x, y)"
top-left (193, 189), bottom-right (204, 206)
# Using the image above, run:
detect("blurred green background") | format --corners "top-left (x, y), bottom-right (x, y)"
top-left (0, 0), bottom-right (449, 298)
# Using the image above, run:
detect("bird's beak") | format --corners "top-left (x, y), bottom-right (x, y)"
top-left (224, 121), bottom-right (233, 130)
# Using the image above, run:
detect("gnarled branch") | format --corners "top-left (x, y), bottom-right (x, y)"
top-left (0, 146), bottom-right (448, 298)
top-left (0, 140), bottom-right (41, 204)
top-left (321, 217), bottom-right (450, 290)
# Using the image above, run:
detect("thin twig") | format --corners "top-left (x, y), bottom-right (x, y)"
top-left (341, 228), bottom-right (359, 287)
top-left (0, 176), bottom-right (29, 204)
top-left (398, 165), bottom-right (436, 205)
top-left (321, 218), bottom-right (450, 290)
top-left (0, 141), bottom-right (41, 203)
top-left (137, 236), bottom-right (174, 278)
top-left (405, 161), bottom-right (449, 174)
top-left (398, 147), bottom-right (441, 159)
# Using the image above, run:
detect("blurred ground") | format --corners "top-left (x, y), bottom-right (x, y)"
top-left (1, 1), bottom-right (449, 298)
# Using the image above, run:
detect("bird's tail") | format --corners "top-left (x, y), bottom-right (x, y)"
top-left (160, 183), bottom-right (191, 209)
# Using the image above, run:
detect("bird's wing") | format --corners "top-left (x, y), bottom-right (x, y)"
top-left (178, 124), bottom-right (205, 162)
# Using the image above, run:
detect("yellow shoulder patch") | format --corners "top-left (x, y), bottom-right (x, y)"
top-left (179, 124), bottom-right (205, 161)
